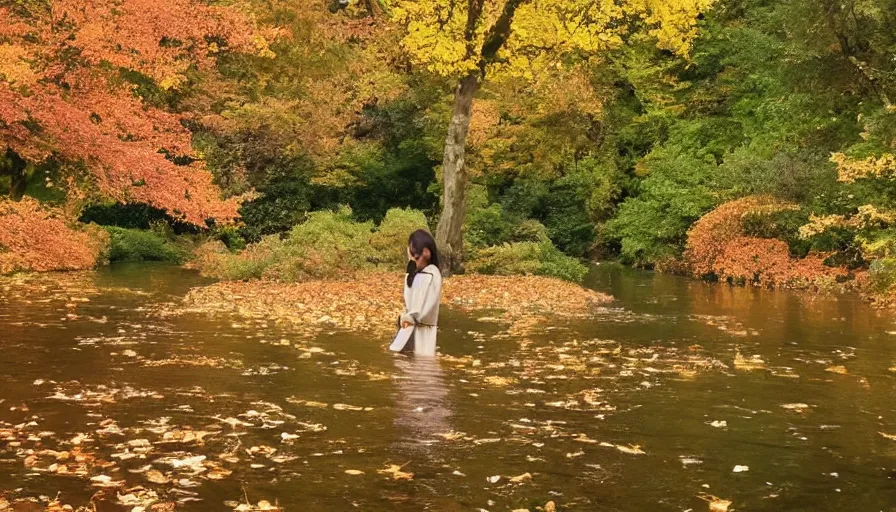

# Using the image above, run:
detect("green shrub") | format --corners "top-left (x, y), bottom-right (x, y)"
top-left (213, 224), bottom-right (247, 251)
top-left (468, 240), bottom-right (588, 283)
top-left (196, 206), bottom-right (429, 281)
top-left (869, 258), bottom-right (896, 294)
top-left (195, 205), bottom-right (586, 283)
top-left (104, 227), bottom-right (186, 263)
top-left (511, 219), bottom-right (551, 244)
top-left (465, 203), bottom-right (515, 250)
top-left (370, 208), bottom-right (430, 266)
top-left (261, 207), bottom-right (375, 281)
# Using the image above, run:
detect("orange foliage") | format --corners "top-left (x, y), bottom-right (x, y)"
top-left (200, 2), bottom-right (406, 163)
top-left (0, 198), bottom-right (108, 274)
top-left (0, 1), bottom-right (268, 225)
top-left (685, 196), bottom-right (855, 289)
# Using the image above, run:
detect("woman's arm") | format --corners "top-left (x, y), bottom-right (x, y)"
top-left (416, 272), bottom-right (441, 322)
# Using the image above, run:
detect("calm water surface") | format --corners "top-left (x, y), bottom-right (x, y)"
top-left (2, 263), bottom-right (896, 511)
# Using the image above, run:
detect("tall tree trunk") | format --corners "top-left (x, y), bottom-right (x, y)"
top-left (435, 74), bottom-right (479, 274)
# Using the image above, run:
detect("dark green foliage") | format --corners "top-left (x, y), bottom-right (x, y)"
top-left (869, 258), bottom-right (896, 294)
top-left (467, 241), bottom-right (589, 283)
top-left (80, 203), bottom-right (196, 234)
top-left (105, 226), bottom-right (186, 263)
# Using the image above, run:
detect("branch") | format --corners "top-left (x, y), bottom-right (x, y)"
top-left (478, 0), bottom-right (529, 74)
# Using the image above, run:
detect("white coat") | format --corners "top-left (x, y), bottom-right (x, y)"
top-left (399, 264), bottom-right (442, 356)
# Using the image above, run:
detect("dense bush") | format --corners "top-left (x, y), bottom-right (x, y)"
top-left (195, 207), bottom-right (430, 282)
top-left (468, 241), bottom-right (589, 283)
top-left (465, 203), bottom-right (515, 250)
top-left (370, 208), bottom-right (430, 266)
top-left (684, 196), bottom-right (857, 289)
top-left (868, 258), bottom-right (896, 295)
top-left (105, 226), bottom-right (187, 263)
top-left (0, 198), bottom-right (109, 274)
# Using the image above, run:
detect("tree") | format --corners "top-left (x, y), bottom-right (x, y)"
top-left (0, 1), bottom-right (274, 226)
top-left (387, 0), bottom-right (715, 272)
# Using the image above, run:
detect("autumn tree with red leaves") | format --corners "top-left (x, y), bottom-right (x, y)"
top-left (0, 0), bottom-right (273, 226)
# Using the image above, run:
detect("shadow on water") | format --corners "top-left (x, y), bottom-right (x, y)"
top-left (3, 262), bottom-right (896, 510)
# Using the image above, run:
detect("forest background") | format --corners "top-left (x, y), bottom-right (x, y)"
top-left (2, 0), bottom-right (896, 303)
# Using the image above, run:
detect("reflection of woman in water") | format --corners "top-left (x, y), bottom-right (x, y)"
top-left (399, 230), bottom-right (443, 357)
top-left (392, 355), bottom-right (452, 450)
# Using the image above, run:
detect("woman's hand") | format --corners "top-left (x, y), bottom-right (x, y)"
top-left (401, 321), bottom-right (413, 329)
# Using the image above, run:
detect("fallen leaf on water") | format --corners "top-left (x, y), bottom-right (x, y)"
top-left (544, 501), bottom-right (556, 512)
top-left (378, 463), bottom-right (414, 481)
top-left (710, 420), bottom-right (727, 428)
top-left (117, 487), bottom-right (160, 509)
top-left (146, 469), bottom-right (168, 484)
top-left (615, 444), bottom-right (645, 455)
top-left (233, 500), bottom-right (283, 511)
top-left (159, 429), bottom-right (214, 445)
top-left (344, 469), bottom-right (364, 475)
top-left (698, 493), bottom-right (732, 512)
top-left (206, 466), bottom-right (233, 480)
top-left (90, 474), bottom-right (124, 487)
top-left (219, 417), bottom-right (253, 428)
top-left (487, 475), bottom-right (501, 483)
top-left (333, 403), bottom-right (372, 411)
top-left (599, 442), bottom-right (645, 455)
top-left (733, 465), bottom-right (749, 473)
top-left (509, 472), bottom-right (532, 483)
top-left (879, 432), bottom-right (896, 441)
top-left (484, 376), bottom-right (517, 387)
top-left (734, 351), bottom-right (765, 371)
top-left (825, 365), bottom-right (848, 375)
top-left (436, 431), bottom-right (466, 441)
top-left (780, 403), bottom-right (810, 412)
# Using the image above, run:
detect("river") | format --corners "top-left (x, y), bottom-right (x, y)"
top-left (1, 263), bottom-right (896, 511)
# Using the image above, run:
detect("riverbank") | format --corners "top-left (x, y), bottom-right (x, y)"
top-left (180, 272), bottom-right (613, 340)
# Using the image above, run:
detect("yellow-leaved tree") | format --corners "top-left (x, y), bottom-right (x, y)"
top-left (386, 0), bottom-right (715, 272)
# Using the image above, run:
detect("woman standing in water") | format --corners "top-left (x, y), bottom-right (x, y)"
top-left (399, 230), bottom-right (442, 356)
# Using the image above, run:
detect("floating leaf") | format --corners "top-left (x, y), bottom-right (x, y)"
top-left (378, 463), bottom-right (414, 480)
top-left (698, 493), bottom-right (732, 512)
top-left (509, 472), bottom-right (532, 483)
top-left (146, 470), bottom-right (169, 484)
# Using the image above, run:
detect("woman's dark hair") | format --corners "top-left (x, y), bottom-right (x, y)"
top-left (408, 229), bottom-right (440, 269)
